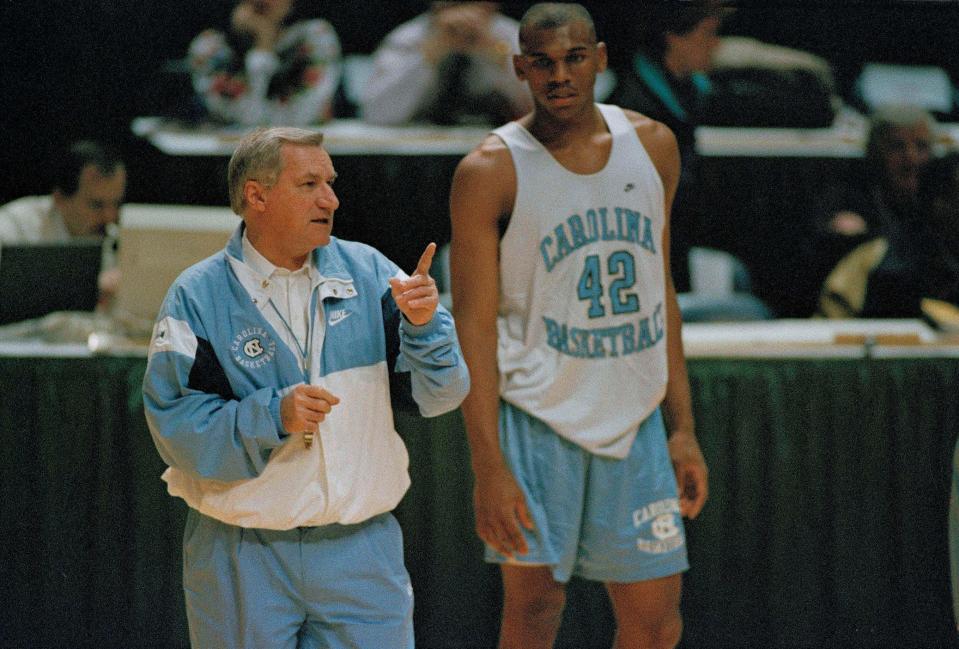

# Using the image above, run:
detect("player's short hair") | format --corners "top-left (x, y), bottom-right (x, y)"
top-left (519, 3), bottom-right (596, 51)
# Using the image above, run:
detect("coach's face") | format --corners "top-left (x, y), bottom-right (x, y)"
top-left (244, 144), bottom-right (339, 269)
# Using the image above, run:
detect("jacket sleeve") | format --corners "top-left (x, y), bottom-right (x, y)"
top-left (142, 288), bottom-right (287, 482)
top-left (381, 286), bottom-right (470, 418)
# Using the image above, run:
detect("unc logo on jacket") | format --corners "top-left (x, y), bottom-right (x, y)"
top-left (232, 327), bottom-right (277, 369)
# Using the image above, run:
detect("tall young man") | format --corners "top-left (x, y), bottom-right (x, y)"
top-left (450, 5), bottom-right (708, 648)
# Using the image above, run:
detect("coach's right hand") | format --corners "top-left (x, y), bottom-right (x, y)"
top-left (473, 464), bottom-right (535, 558)
top-left (280, 384), bottom-right (340, 435)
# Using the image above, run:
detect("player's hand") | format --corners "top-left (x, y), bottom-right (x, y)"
top-left (389, 242), bottom-right (439, 326)
top-left (668, 431), bottom-right (708, 519)
top-left (473, 464), bottom-right (535, 558)
top-left (280, 384), bottom-right (340, 437)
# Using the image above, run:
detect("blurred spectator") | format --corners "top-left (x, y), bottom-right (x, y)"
top-left (808, 105), bottom-right (936, 314)
top-left (606, 3), bottom-right (727, 291)
top-left (188, 0), bottom-right (341, 126)
top-left (0, 139), bottom-right (125, 305)
top-left (360, 2), bottom-right (531, 126)
top-left (822, 106), bottom-right (934, 244)
top-left (0, 140), bottom-right (125, 244)
top-left (819, 151), bottom-right (959, 324)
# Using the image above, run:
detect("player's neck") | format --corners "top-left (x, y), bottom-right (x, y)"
top-left (526, 103), bottom-right (603, 150)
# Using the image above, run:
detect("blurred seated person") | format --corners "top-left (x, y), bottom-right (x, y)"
top-left (360, 2), bottom-right (532, 126)
top-left (607, 4), bottom-right (724, 157)
top-left (819, 151), bottom-right (959, 324)
top-left (188, 0), bottom-right (341, 126)
top-left (0, 139), bottom-right (125, 306)
top-left (807, 105), bottom-right (936, 306)
top-left (0, 140), bottom-right (124, 244)
top-left (606, 3), bottom-right (726, 291)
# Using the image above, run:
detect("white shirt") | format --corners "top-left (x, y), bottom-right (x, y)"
top-left (360, 12), bottom-right (531, 125)
top-left (241, 232), bottom-right (324, 376)
top-left (0, 195), bottom-right (116, 271)
top-left (0, 196), bottom-right (71, 245)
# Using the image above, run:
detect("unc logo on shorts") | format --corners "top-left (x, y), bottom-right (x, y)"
top-left (651, 514), bottom-right (680, 541)
top-left (633, 498), bottom-right (685, 555)
top-left (231, 327), bottom-right (277, 369)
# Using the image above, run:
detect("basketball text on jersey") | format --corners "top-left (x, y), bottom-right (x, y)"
top-left (543, 302), bottom-right (664, 359)
top-left (539, 206), bottom-right (656, 272)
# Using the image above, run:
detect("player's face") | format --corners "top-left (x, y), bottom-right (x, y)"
top-left (514, 21), bottom-right (607, 119)
top-left (257, 144), bottom-right (339, 266)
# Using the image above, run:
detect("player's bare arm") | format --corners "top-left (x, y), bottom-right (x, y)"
top-left (450, 135), bottom-right (535, 557)
top-left (629, 110), bottom-right (709, 520)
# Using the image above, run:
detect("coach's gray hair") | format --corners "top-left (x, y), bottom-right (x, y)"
top-left (228, 126), bottom-right (325, 215)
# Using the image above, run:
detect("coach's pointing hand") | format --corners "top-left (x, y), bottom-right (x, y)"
top-left (389, 242), bottom-right (439, 326)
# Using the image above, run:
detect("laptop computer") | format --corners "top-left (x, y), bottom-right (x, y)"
top-left (112, 204), bottom-right (240, 333)
top-left (0, 240), bottom-right (103, 325)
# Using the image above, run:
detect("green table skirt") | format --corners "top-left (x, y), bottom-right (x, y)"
top-left (1, 355), bottom-right (957, 648)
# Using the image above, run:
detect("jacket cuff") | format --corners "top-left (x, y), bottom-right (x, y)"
top-left (400, 314), bottom-right (441, 338)
top-left (269, 392), bottom-right (289, 438)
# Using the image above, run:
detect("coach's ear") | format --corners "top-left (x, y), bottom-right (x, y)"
top-left (244, 180), bottom-right (269, 214)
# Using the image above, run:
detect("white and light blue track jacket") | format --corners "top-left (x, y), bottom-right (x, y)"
top-left (143, 225), bottom-right (469, 530)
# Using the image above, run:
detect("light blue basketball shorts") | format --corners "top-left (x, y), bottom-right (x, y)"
top-left (182, 510), bottom-right (413, 649)
top-left (486, 401), bottom-right (690, 584)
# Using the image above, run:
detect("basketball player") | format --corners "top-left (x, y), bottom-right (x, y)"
top-left (449, 5), bottom-right (708, 648)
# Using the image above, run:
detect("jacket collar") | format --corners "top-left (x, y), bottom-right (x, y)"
top-left (225, 223), bottom-right (358, 309)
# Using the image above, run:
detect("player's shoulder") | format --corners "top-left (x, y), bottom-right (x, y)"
top-left (619, 107), bottom-right (678, 152)
top-left (454, 133), bottom-right (515, 184)
top-left (614, 106), bottom-right (680, 189)
top-left (462, 133), bottom-right (513, 166)
top-left (452, 133), bottom-right (517, 218)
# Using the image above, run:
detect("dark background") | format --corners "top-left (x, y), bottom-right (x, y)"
top-left (1, 0), bottom-right (958, 205)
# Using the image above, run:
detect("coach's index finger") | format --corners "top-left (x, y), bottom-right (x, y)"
top-left (413, 242), bottom-right (437, 277)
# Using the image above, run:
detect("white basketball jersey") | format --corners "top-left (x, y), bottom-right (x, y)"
top-left (494, 103), bottom-right (669, 458)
